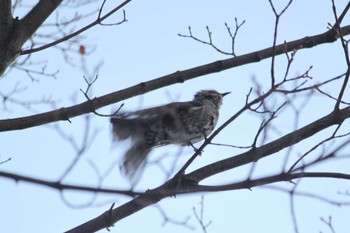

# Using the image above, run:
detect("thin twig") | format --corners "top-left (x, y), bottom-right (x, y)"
top-left (21, 0), bottom-right (130, 55)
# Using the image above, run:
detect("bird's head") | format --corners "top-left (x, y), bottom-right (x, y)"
top-left (194, 89), bottom-right (230, 108)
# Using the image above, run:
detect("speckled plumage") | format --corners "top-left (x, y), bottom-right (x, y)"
top-left (111, 90), bottom-right (229, 184)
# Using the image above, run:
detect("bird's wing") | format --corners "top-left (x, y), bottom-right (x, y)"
top-left (119, 103), bottom-right (179, 119)
top-left (110, 105), bottom-right (163, 140)
top-left (114, 101), bottom-right (201, 118)
top-left (174, 101), bottom-right (203, 116)
top-left (111, 101), bottom-right (203, 141)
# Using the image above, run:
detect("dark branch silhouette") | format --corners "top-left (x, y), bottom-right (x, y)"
top-left (1, 25), bottom-right (350, 132)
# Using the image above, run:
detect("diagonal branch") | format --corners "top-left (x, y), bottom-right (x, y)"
top-left (1, 25), bottom-right (350, 132)
top-left (188, 106), bottom-right (350, 182)
top-left (19, 0), bottom-right (63, 41)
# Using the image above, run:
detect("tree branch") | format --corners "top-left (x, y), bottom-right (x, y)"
top-left (65, 170), bottom-right (350, 233)
top-left (20, 0), bottom-right (63, 41)
top-left (331, 0), bottom-right (350, 111)
top-left (2, 25), bottom-right (350, 131)
top-left (3, 90), bottom-right (348, 195)
top-left (20, 0), bottom-right (131, 55)
top-left (0, 0), bottom-right (13, 42)
top-left (0, 171), bottom-right (140, 197)
top-left (3, 105), bottom-right (350, 232)
top-left (191, 172), bottom-right (350, 192)
top-left (0, 0), bottom-right (63, 76)
top-left (188, 106), bottom-right (350, 182)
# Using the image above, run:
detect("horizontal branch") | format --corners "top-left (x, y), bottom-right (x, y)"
top-left (2, 168), bottom-right (344, 231)
top-left (2, 25), bottom-right (350, 132)
top-left (192, 172), bottom-right (350, 192)
top-left (65, 170), bottom-right (350, 233)
top-left (0, 171), bottom-right (140, 196)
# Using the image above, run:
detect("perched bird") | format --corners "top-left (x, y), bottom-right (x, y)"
top-left (111, 89), bottom-right (229, 184)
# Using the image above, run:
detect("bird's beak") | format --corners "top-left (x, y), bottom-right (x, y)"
top-left (221, 92), bottom-right (231, 97)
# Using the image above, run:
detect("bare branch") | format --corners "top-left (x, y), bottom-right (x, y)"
top-left (188, 106), bottom-right (350, 182)
top-left (320, 216), bottom-right (336, 233)
top-left (261, 185), bottom-right (350, 206)
top-left (287, 124), bottom-right (345, 173)
top-left (0, 0), bottom-right (13, 42)
top-left (20, 0), bottom-right (63, 40)
top-left (178, 18), bottom-right (245, 56)
top-left (331, 1), bottom-right (350, 111)
top-left (225, 17), bottom-right (245, 56)
top-left (289, 182), bottom-right (300, 233)
top-left (64, 171), bottom-right (350, 233)
top-left (0, 170), bottom-right (141, 196)
top-left (2, 25), bottom-right (350, 131)
top-left (193, 196), bottom-right (212, 233)
top-left (20, 0), bottom-right (130, 55)
top-left (0, 0), bottom-right (63, 76)
top-left (0, 156), bottom-right (11, 164)
top-left (268, 0), bottom-right (294, 88)
top-left (155, 205), bottom-right (194, 230)
top-left (191, 172), bottom-right (350, 193)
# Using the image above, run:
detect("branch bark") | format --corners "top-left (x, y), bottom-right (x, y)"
top-left (65, 170), bottom-right (350, 233)
top-left (2, 104), bottom-right (350, 232)
top-left (20, 0), bottom-right (63, 41)
top-left (1, 25), bottom-right (350, 131)
top-left (0, 0), bottom-right (63, 76)
top-left (0, 0), bottom-right (13, 42)
top-left (0, 170), bottom-right (140, 197)
top-left (188, 107), bottom-right (350, 182)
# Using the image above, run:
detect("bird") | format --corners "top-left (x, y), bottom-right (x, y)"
top-left (110, 89), bottom-right (230, 184)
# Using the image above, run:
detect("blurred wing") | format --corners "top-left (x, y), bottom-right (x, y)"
top-left (120, 101), bottom-right (202, 117)
top-left (110, 117), bottom-right (146, 140)
top-left (110, 100), bottom-right (204, 186)
top-left (119, 105), bottom-right (171, 119)
top-left (176, 101), bottom-right (203, 115)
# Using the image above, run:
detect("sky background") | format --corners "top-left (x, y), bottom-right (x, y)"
top-left (1, 0), bottom-right (350, 233)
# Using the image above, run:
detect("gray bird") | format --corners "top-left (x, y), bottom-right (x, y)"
top-left (111, 89), bottom-right (229, 184)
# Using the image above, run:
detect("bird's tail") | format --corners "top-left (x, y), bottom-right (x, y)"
top-left (120, 143), bottom-right (151, 186)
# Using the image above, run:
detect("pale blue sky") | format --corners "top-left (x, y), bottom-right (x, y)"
top-left (1, 1), bottom-right (349, 233)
